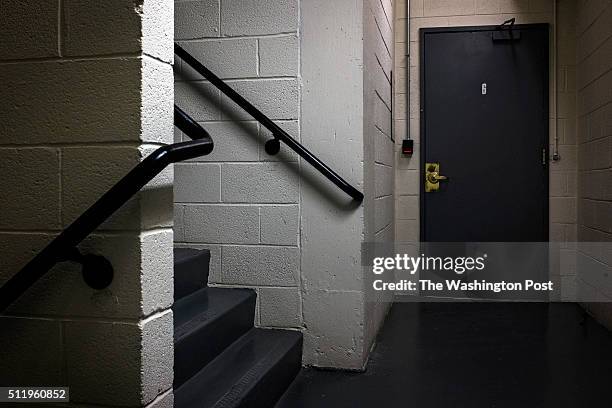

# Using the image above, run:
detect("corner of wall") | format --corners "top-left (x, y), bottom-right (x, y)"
top-left (0, 1), bottom-right (175, 406)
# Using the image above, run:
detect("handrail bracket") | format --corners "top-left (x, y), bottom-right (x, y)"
top-left (264, 136), bottom-right (281, 155)
top-left (59, 248), bottom-right (114, 290)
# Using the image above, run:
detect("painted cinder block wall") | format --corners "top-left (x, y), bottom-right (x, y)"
top-left (301, 0), bottom-right (370, 369)
top-left (0, 1), bottom-right (175, 406)
top-left (394, 0), bottom-right (579, 299)
top-left (575, 0), bottom-right (612, 326)
top-left (173, 0), bottom-right (303, 332)
top-left (363, 0), bottom-right (396, 356)
top-left (174, 0), bottom-right (394, 369)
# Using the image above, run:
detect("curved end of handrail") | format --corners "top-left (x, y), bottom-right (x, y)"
top-left (174, 105), bottom-right (211, 141)
top-left (169, 139), bottom-right (215, 161)
top-left (0, 129), bottom-right (215, 313)
top-left (150, 139), bottom-right (214, 167)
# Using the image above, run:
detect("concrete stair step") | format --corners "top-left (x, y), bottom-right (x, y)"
top-left (173, 287), bottom-right (256, 388)
top-left (175, 328), bottom-right (302, 408)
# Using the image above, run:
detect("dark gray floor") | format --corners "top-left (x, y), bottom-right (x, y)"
top-left (277, 302), bottom-right (612, 408)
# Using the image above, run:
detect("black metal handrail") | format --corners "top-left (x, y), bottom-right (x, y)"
top-left (175, 104), bottom-right (211, 140)
top-left (174, 44), bottom-right (364, 202)
top-left (0, 115), bottom-right (213, 311)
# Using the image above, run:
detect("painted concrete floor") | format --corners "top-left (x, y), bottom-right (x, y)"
top-left (277, 302), bottom-right (612, 408)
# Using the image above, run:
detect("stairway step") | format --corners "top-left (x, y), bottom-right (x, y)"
top-left (175, 328), bottom-right (302, 408)
top-left (174, 287), bottom-right (256, 388)
top-left (174, 248), bottom-right (210, 300)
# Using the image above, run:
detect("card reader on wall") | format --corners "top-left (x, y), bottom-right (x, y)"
top-left (402, 139), bottom-right (414, 156)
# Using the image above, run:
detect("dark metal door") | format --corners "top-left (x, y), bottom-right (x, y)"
top-left (420, 25), bottom-right (549, 243)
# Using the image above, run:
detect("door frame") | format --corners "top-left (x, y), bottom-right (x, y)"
top-left (418, 24), bottom-right (550, 242)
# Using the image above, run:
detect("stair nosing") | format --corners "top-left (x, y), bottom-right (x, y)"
top-left (211, 330), bottom-right (299, 408)
top-left (210, 334), bottom-right (285, 407)
top-left (175, 328), bottom-right (301, 407)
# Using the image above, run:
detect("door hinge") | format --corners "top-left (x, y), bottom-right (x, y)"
top-left (542, 148), bottom-right (547, 165)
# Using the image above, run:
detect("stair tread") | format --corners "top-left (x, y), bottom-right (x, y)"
top-left (174, 287), bottom-right (255, 342)
top-left (175, 328), bottom-right (302, 408)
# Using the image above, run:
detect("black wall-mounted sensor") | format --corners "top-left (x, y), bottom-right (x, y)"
top-left (402, 139), bottom-right (414, 156)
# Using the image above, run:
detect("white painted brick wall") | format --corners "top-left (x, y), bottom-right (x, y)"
top-left (62, 0), bottom-right (143, 56)
top-left (0, 148), bottom-right (61, 230)
top-left (183, 205), bottom-right (260, 243)
top-left (175, 0), bottom-right (395, 370)
top-left (375, 163), bottom-right (394, 197)
top-left (219, 79), bottom-right (299, 120)
top-left (142, 56), bottom-right (175, 142)
top-left (3, 233), bottom-right (164, 319)
top-left (0, 0), bottom-right (59, 60)
top-left (302, 289), bottom-right (365, 367)
top-left (364, 0), bottom-right (395, 354)
top-left (259, 121), bottom-right (300, 161)
top-left (220, 0), bottom-right (298, 36)
top-left (260, 205), bottom-right (299, 245)
top-left (175, 81), bottom-right (223, 121)
top-left (546, 0), bottom-right (578, 295)
top-left (258, 287), bottom-right (302, 327)
top-left (0, 2), bottom-right (175, 406)
top-left (175, 163), bottom-right (222, 202)
top-left (221, 162), bottom-right (300, 203)
top-left (64, 320), bottom-right (143, 405)
top-left (61, 147), bottom-right (142, 229)
top-left (222, 245), bottom-right (300, 286)
top-left (300, 0), bottom-right (371, 370)
top-left (576, 0), bottom-right (612, 324)
top-left (174, 0), bottom-right (304, 353)
top-left (0, 59), bottom-right (142, 144)
top-left (184, 122), bottom-right (261, 162)
top-left (178, 39), bottom-right (259, 79)
top-left (63, 310), bottom-right (173, 406)
top-left (141, 1), bottom-right (175, 64)
top-left (259, 36), bottom-right (299, 76)
top-left (0, 317), bottom-right (63, 386)
top-left (175, 0), bottom-right (220, 40)
top-left (375, 195), bottom-right (394, 233)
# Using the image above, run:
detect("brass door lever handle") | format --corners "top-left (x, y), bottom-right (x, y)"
top-left (427, 172), bottom-right (447, 183)
top-left (425, 163), bottom-right (448, 192)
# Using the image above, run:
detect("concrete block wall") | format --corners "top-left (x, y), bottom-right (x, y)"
top-left (575, 0), bottom-right (612, 324)
top-left (363, 0), bottom-right (395, 360)
top-left (552, 0), bottom-right (579, 300)
top-left (0, 1), bottom-right (175, 406)
top-left (173, 0), bottom-right (302, 332)
top-left (394, 1), bottom-right (578, 296)
top-left (175, 0), bottom-right (387, 369)
top-left (300, 0), bottom-right (371, 370)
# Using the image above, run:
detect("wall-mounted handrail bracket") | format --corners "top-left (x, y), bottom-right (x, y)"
top-left (0, 116), bottom-right (214, 312)
top-left (59, 248), bottom-right (114, 290)
top-left (174, 43), bottom-right (364, 202)
top-left (264, 136), bottom-right (281, 155)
